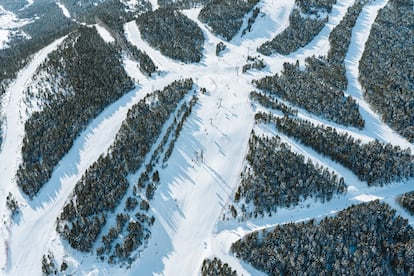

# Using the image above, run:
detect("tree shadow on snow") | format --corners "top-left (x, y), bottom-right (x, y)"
top-left (26, 86), bottom-right (141, 210)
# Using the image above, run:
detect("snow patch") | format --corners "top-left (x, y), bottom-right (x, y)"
top-left (0, 5), bottom-right (31, 49)
top-left (343, 0), bottom-right (414, 151)
top-left (22, 0), bottom-right (34, 9)
top-left (56, 2), bottom-right (71, 18)
top-left (352, 194), bottom-right (383, 202)
top-left (347, 185), bottom-right (359, 193)
top-left (122, 0), bottom-right (143, 11)
top-left (95, 24), bottom-right (115, 43)
top-left (123, 57), bottom-right (146, 83)
top-left (149, 0), bottom-right (159, 10)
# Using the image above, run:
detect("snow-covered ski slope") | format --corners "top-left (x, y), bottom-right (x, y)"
top-left (0, 0), bottom-right (413, 274)
top-left (0, 36), bottom-right (66, 273)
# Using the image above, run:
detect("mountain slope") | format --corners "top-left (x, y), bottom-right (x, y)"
top-left (0, 0), bottom-right (413, 275)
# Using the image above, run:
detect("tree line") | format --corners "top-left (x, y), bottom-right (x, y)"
top-left (256, 113), bottom-right (414, 186)
top-left (249, 91), bottom-right (298, 116)
top-left (17, 26), bottom-right (134, 198)
top-left (258, 0), bottom-right (336, 55)
top-left (234, 131), bottom-right (346, 218)
top-left (57, 79), bottom-right (194, 253)
top-left (359, 0), bottom-right (414, 142)
top-left (254, 0), bottom-right (367, 128)
top-left (137, 8), bottom-right (204, 63)
top-left (242, 56), bottom-right (265, 73)
top-left (198, 0), bottom-right (259, 41)
top-left (231, 200), bottom-right (414, 275)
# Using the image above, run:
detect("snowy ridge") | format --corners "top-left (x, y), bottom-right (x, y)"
top-left (0, 0), bottom-right (413, 274)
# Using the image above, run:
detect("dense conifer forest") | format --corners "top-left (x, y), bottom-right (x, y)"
top-left (232, 201), bottom-right (414, 275)
top-left (16, 26), bottom-right (134, 198)
top-left (256, 113), bottom-right (414, 186)
top-left (398, 191), bottom-right (414, 216)
top-left (137, 8), bottom-right (204, 63)
top-left (198, 0), bottom-right (259, 41)
top-left (254, 0), bottom-right (366, 128)
top-left (201, 258), bottom-right (237, 276)
top-left (359, 0), bottom-right (414, 142)
top-left (258, 0), bottom-right (336, 55)
top-left (233, 132), bottom-right (346, 218)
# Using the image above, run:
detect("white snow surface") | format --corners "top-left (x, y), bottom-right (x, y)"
top-left (149, 0), bottom-right (159, 10)
top-left (352, 194), bottom-right (383, 202)
top-left (56, 1), bottom-right (71, 18)
top-left (95, 24), bottom-right (115, 43)
top-left (0, 0), bottom-right (413, 275)
top-left (0, 5), bottom-right (31, 49)
top-left (0, 37), bottom-right (66, 273)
